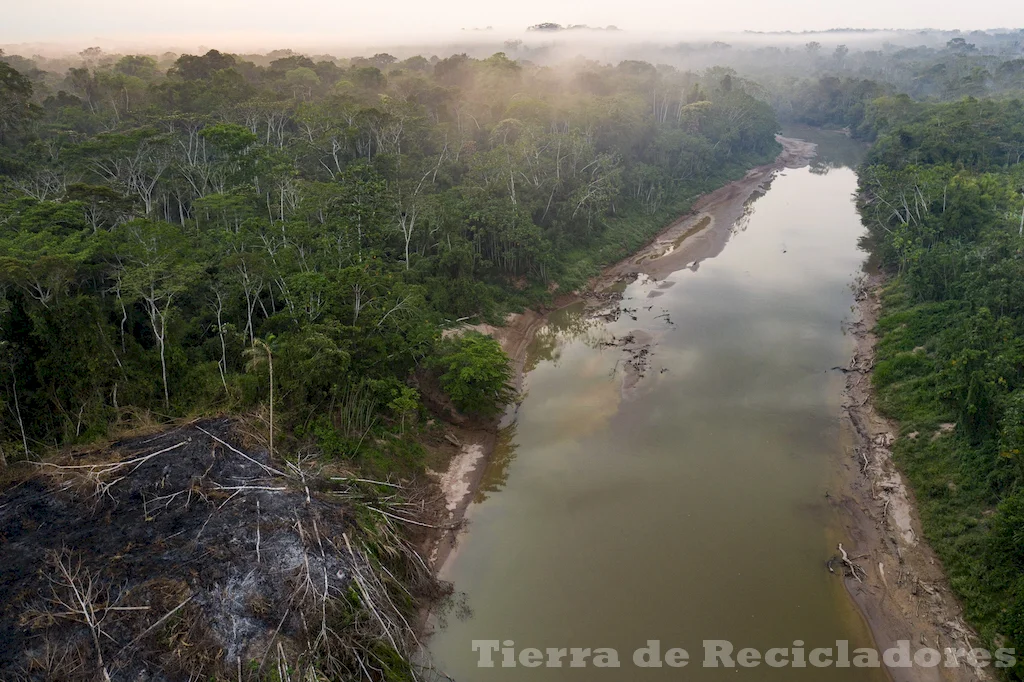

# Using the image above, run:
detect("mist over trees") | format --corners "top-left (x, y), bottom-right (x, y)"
top-left (0, 45), bottom-right (778, 460)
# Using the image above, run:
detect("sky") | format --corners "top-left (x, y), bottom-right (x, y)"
top-left (2, 0), bottom-right (1020, 51)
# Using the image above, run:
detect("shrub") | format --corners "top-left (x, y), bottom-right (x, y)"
top-left (432, 332), bottom-right (514, 417)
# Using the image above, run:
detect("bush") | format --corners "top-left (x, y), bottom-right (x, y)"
top-left (432, 332), bottom-right (514, 417)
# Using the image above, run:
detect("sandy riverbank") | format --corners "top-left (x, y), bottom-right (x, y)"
top-left (594, 135), bottom-right (817, 286)
top-left (833, 274), bottom-right (983, 682)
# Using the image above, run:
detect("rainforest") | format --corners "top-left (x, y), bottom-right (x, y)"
top-left (3, 20), bottom-right (1024, 682)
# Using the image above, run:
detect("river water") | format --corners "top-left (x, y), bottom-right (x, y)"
top-left (429, 128), bottom-right (886, 681)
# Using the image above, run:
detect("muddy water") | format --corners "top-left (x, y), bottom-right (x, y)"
top-left (430, 130), bottom-right (885, 681)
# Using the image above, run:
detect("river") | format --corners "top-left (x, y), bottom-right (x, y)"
top-left (428, 128), bottom-right (886, 681)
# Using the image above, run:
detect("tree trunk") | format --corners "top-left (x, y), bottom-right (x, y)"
top-left (353, 285), bottom-right (362, 325)
top-left (11, 375), bottom-right (29, 458)
top-left (145, 289), bottom-right (171, 410)
top-left (158, 330), bottom-right (169, 409)
top-left (215, 292), bottom-right (229, 395)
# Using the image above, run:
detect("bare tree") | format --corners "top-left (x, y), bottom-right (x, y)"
top-left (211, 286), bottom-right (230, 395)
top-left (2, 351), bottom-right (31, 460)
top-left (91, 133), bottom-right (171, 215)
top-left (40, 550), bottom-right (122, 682)
top-left (394, 147), bottom-right (447, 269)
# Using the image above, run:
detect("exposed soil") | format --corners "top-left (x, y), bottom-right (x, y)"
top-left (426, 426), bottom-right (496, 572)
top-left (832, 273), bottom-right (984, 682)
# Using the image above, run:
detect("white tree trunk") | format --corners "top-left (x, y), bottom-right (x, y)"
top-left (268, 352), bottom-right (274, 460)
top-left (144, 288), bottom-right (171, 409)
top-left (215, 291), bottom-right (229, 394)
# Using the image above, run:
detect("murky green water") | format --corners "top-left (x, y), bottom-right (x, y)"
top-left (429, 130), bottom-right (887, 681)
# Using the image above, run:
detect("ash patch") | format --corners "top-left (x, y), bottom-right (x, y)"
top-left (0, 418), bottom-right (351, 682)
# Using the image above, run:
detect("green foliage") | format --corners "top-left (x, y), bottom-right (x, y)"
top-left (172, 49), bottom-right (236, 81)
top-left (0, 49), bottom-right (779, 470)
top-left (862, 93), bottom-right (1024, 678)
top-left (388, 385), bottom-right (420, 434)
top-left (433, 332), bottom-right (514, 417)
top-left (0, 61), bottom-right (39, 145)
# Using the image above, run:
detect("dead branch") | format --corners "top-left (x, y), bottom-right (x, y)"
top-left (33, 440), bottom-right (189, 502)
top-left (342, 533), bottom-right (399, 653)
top-left (837, 543), bottom-right (865, 583)
top-left (366, 506), bottom-right (447, 529)
top-left (119, 595), bottom-right (194, 653)
top-left (329, 476), bottom-right (403, 489)
top-left (195, 425), bottom-right (288, 478)
top-left (45, 551), bottom-right (115, 681)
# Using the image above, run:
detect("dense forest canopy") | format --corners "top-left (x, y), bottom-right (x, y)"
top-left (0, 46), bottom-right (779, 461)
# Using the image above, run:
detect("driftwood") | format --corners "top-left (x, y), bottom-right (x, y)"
top-left (837, 543), bottom-right (866, 583)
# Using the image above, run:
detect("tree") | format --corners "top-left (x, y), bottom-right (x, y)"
top-left (66, 184), bottom-right (137, 231)
top-left (87, 129), bottom-right (171, 215)
top-left (0, 223), bottom-right (91, 308)
top-left (0, 62), bottom-right (38, 144)
top-left (0, 341), bottom-right (30, 460)
top-left (946, 37), bottom-right (976, 53)
top-left (833, 45), bottom-right (849, 67)
top-left (114, 55), bottom-right (158, 79)
top-left (285, 68), bottom-right (321, 99)
top-left (173, 50), bottom-right (236, 81)
top-left (433, 332), bottom-right (514, 416)
top-left (110, 220), bottom-right (199, 409)
top-left (388, 385), bottom-right (419, 434)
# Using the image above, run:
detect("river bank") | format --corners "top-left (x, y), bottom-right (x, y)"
top-left (833, 274), bottom-right (983, 682)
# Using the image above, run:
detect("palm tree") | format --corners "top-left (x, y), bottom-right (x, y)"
top-left (245, 337), bottom-right (274, 459)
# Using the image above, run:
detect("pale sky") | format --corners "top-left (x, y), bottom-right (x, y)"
top-left (1, 0), bottom-right (1019, 51)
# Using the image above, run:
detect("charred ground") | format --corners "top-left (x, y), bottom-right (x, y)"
top-left (0, 418), bottom-right (444, 681)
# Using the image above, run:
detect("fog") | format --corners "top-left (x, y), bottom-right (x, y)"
top-left (3, 0), bottom-right (1022, 55)
top-left (4, 29), bottom-right (1021, 71)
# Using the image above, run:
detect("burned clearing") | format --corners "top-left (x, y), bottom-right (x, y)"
top-left (0, 418), bottom-right (443, 681)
